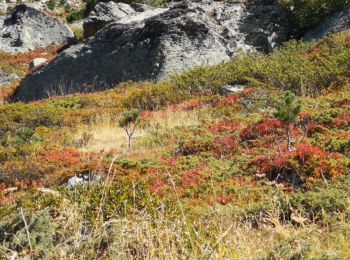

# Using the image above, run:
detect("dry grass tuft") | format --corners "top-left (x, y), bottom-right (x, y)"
top-left (74, 108), bottom-right (204, 153)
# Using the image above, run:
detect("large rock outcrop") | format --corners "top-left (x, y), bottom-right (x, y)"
top-left (0, 4), bottom-right (74, 53)
top-left (83, 1), bottom-right (166, 38)
top-left (304, 5), bottom-right (350, 41)
top-left (83, 2), bottom-right (136, 38)
top-left (15, 0), bottom-right (289, 101)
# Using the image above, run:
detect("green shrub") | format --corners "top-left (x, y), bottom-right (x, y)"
top-left (13, 127), bottom-right (41, 145)
top-left (66, 8), bottom-right (85, 22)
top-left (120, 81), bottom-right (185, 110)
top-left (66, 180), bottom-right (161, 223)
top-left (47, 0), bottom-right (56, 10)
top-left (279, 0), bottom-right (350, 37)
top-left (168, 33), bottom-right (350, 97)
top-left (290, 182), bottom-right (350, 221)
top-left (64, 3), bottom-right (71, 12)
top-left (0, 210), bottom-right (54, 257)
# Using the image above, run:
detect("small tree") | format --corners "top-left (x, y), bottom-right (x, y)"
top-left (47, 0), bottom-right (56, 10)
top-left (118, 109), bottom-right (140, 149)
top-left (275, 91), bottom-right (301, 151)
top-left (64, 3), bottom-right (71, 13)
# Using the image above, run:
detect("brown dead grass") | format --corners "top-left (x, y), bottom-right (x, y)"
top-left (73, 108), bottom-right (204, 154)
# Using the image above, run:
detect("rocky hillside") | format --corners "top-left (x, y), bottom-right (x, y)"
top-left (0, 0), bottom-right (350, 258)
top-left (1, 32), bottom-right (350, 257)
top-left (15, 0), bottom-right (289, 101)
top-left (0, 0), bottom-right (347, 102)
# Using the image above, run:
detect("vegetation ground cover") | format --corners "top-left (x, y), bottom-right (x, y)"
top-left (0, 32), bottom-right (349, 258)
top-left (0, 46), bottom-right (63, 103)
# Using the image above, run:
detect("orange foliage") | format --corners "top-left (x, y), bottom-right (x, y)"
top-left (169, 99), bottom-right (206, 112)
top-left (241, 119), bottom-right (285, 140)
top-left (332, 114), bottom-right (350, 127)
top-left (249, 141), bottom-right (345, 184)
top-left (1, 45), bottom-right (63, 66)
top-left (0, 82), bottom-right (20, 101)
top-left (181, 167), bottom-right (207, 188)
top-left (210, 120), bottom-right (239, 134)
top-left (39, 147), bottom-right (82, 168)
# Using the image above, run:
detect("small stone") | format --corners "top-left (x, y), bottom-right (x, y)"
top-left (220, 85), bottom-right (246, 95)
top-left (67, 172), bottom-right (104, 187)
top-left (29, 58), bottom-right (48, 70)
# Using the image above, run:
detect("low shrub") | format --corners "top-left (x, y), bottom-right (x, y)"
top-left (249, 141), bottom-right (347, 185)
top-left (167, 33), bottom-right (350, 98)
top-left (279, 0), bottom-right (350, 37)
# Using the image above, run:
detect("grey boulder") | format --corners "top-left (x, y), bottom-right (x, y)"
top-left (83, 1), bottom-right (137, 38)
top-left (83, 1), bottom-right (165, 38)
top-left (15, 0), bottom-right (289, 101)
top-left (304, 5), bottom-right (350, 41)
top-left (0, 4), bottom-right (74, 53)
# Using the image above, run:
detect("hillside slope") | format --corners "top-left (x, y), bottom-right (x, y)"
top-left (0, 32), bottom-right (349, 258)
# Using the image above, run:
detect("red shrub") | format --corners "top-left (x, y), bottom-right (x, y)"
top-left (150, 178), bottom-right (168, 196)
top-left (140, 110), bottom-right (154, 120)
top-left (161, 156), bottom-right (178, 167)
top-left (210, 120), bottom-right (239, 134)
top-left (214, 93), bottom-right (242, 106)
top-left (243, 88), bottom-right (253, 95)
top-left (294, 142), bottom-right (327, 163)
top-left (216, 195), bottom-right (232, 205)
top-left (249, 142), bottom-right (345, 184)
top-left (39, 147), bottom-right (81, 167)
top-left (181, 167), bottom-right (207, 188)
top-left (241, 119), bottom-right (285, 140)
top-left (214, 88), bottom-right (253, 107)
top-left (182, 100), bottom-right (204, 111)
top-left (338, 100), bottom-right (350, 107)
top-left (332, 114), bottom-right (350, 127)
top-left (249, 155), bottom-right (271, 175)
top-left (169, 99), bottom-right (205, 112)
top-left (213, 136), bottom-right (237, 154)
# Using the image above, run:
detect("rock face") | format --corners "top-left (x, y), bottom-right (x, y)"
top-left (0, 4), bottom-right (74, 53)
top-left (304, 5), bottom-right (350, 41)
top-left (0, 69), bottom-right (19, 85)
top-left (15, 0), bottom-right (289, 101)
top-left (83, 1), bottom-right (166, 38)
top-left (83, 2), bottom-right (136, 38)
